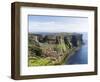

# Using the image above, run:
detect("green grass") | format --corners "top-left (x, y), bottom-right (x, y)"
top-left (28, 43), bottom-right (70, 66)
top-left (28, 57), bottom-right (52, 66)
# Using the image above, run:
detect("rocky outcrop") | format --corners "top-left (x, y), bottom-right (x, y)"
top-left (28, 33), bottom-right (83, 65)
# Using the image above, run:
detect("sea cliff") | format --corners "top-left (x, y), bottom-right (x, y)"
top-left (28, 33), bottom-right (83, 66)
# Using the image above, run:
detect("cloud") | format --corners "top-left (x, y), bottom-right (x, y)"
top-left (28, 17), bottom-right (88, 33)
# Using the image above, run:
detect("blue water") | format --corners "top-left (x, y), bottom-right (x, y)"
top-left (65, 33), bottom-right (88, 64)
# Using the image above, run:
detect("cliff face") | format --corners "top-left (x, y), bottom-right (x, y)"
top-left (28, 33), bottom-right (83, 66)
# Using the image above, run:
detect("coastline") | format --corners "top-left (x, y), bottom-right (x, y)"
top-left (28, 32), bottom-right (84, 66)
top-left (53, 46), bottom-right (82, 65)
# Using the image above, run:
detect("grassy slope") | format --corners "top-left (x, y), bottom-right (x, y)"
top-left (28, 43), bottom-right (71, 66)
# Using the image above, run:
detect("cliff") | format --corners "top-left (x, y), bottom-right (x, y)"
top-left (28, 33), bottom-right (83, 66)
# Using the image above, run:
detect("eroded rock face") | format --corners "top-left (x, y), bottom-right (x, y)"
top-left (28, 33), bottom-right (83, 57)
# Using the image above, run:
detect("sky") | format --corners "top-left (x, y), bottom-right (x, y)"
top-left (28, 15), bottom-right (89, 33)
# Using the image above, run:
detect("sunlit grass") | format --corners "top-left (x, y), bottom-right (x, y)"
top-left (28, 57), bottom-right (52, 66)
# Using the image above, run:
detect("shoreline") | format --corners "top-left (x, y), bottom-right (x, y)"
top-left (53, 46), bottom-right (82, 65)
